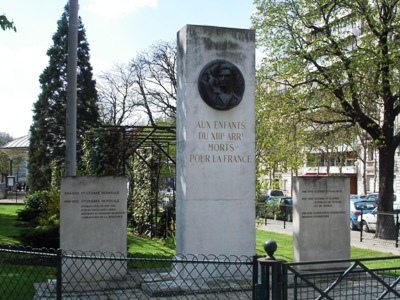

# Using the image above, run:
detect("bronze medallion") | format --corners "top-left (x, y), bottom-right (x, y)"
top-left (198, 60), bottom-right (245, 110)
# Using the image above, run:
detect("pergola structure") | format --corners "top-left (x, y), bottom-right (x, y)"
top-left (95, 125), bottom-right (177, 238)
top-left (100, 125), bottom-right (176, 173)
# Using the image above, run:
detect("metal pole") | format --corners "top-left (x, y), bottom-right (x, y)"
top-left (66, 0), bottom-right (78, 176)
top-left (56, 249), bottom-right (63, 300)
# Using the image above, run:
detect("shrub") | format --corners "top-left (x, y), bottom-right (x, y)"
top-left (17, 189), bottom-right (60, 226)
top-left (16, 189), bottom-right (60, 248)
top-left (19, 225), bottom-right (59, 248)
top-left (17, 193), bottom-right (43, 223)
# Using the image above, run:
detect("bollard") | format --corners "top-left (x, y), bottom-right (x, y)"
top-left (257, 240), bottom-right (284, 300)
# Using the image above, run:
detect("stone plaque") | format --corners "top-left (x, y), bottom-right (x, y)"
top-left (293, 176), bottom-right (350, 270)
top-left (60, 176), bottom-right (128, 281)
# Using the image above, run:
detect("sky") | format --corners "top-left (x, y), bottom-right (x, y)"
top-left (0, 0), bottom-right (257, 138)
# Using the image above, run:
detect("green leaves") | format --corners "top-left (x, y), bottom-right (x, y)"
top-left (0, 15), bottom-right (16, 32)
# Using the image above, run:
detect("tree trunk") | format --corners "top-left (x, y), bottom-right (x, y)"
top-left (376, 144), bottom-right (396, 240)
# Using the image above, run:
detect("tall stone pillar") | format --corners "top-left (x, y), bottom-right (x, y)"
top-left (176, 25), bottom-right (256, 256)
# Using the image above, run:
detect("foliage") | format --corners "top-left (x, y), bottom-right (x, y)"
top-left (17, 189), bottom-right (60, 227)
top-left (252, 0), bottom-right (400, 238)
top-left (15, 189), bottom-right (60, 248)
top-left (0, 133), bottom-right (13, 147)
top-left (0, 15), bottom-right (16, 32)
top-left (256, 85), bottom-right (306, 186)
top-left (28, 4), bottom-right (99, 192)
top-left (0, 133), bottom-right (13, 177)
top-left (88, 41), bottom-right (177, 240)
top-left (18, 225), bottom-right (59, 248)
top-left (0, 152), bottom-right (10, 179)
top-left (81, 127), bottom-right (127, 176)
top-left (129, 150), bottom-right (155, 236)
top-left (156, 201), bottom-right (175, 239)
top-left (17, 193), bottom-right (42, 224)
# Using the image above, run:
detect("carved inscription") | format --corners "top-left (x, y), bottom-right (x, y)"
top-left (189, 120), bottom-right (252, 164)
top-left (300, 189), bottom-right (345, 219)
top-left (63, 190), bottom-right (125, 220)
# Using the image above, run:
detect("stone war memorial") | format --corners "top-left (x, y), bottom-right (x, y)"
top-left (293, 176), bottom-right (350, 270)
top-left (176, 25), bottom-right (256, 257)
top-left (60, 176), bottom-right (128, 282)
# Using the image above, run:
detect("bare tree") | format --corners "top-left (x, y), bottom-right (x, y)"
top-left (97, 41), bottom-right (177, 126)
top-left (131, 40), bottom-right (177, 125)
top-left (97, 63), bottom-right (142, 126)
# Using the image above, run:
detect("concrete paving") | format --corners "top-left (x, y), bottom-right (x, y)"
top-left (0, 191), bottom-right (26, 204)
top-left (257, 218), bottom-right (400, 256)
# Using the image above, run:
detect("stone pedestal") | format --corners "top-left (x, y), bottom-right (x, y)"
top-left (176, 25), bottom-right (256, 256)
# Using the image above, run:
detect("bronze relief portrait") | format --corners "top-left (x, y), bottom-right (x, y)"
top-left (198, 60), bottom-right (245, 110)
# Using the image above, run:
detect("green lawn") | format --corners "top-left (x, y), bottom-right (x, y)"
top-left (1, 204), bottom-right (398, 300)
top-left (0, 204), bottom-right (25, 245)
top-left (0, 204), bottom-right (397, 263)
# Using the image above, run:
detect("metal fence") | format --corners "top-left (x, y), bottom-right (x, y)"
top-left (285, 257), bottom-right (400, 299)
top-left (257, 256), bottom-right (400, 300)
top-left (2, 244), bottom-right (400, 299)
top-left (0, 244), bottom-right (255, 300)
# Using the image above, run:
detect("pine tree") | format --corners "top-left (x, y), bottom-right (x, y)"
top-left (28, 4), bottom-right (99, 192)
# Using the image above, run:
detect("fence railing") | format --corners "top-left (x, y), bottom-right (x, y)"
top-left (2, 244), bottom-right (400, 299)
top-left (0, 244), bottom-right (256, 300)
top-left (286, 257), bottom-right (400, 299)
top-left (257, 256), bottom-right (400, 300)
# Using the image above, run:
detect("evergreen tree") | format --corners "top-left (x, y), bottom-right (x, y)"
top-left (28, 4), bottom-right (99, 192)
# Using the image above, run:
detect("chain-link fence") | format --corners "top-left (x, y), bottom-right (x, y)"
top-left (3, 244), bottom-right (400, 299)
top-left (0, 244), bottom-right (256, 300)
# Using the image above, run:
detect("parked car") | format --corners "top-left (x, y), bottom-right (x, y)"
top-left (350, 194), bottom-right (366, 201)
top-left (257, 193), bottom-right (290, 220)
top-left (260, 189), bottom-right (285, 202)
top-left (357, 202), bottom-right (400, 232)
top-left (349, 199), bottom-right (376, 230)
top-left (257, 189), bottom-right (286, 217)
top-left (277, 196), bottom-right (293, 221)
top-left (366, 193), bottom-right (396, 204)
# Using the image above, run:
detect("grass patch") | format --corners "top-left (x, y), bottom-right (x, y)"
top-left (255, 229), bottom-right (399, 269)
top-left (256, 230), bottom-right (293, 260)
top-left (0, 205), bottom-right (25, 245)
top-left (127, 230), bottom-right (175, 255)
top-left (1, 204), bottom-right (399, 262)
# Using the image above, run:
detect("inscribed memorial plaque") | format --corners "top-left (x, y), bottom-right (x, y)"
top-left (60, 176), bottom-right (128, 281)
top-left (293, 176), bottom-right (350, 270)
